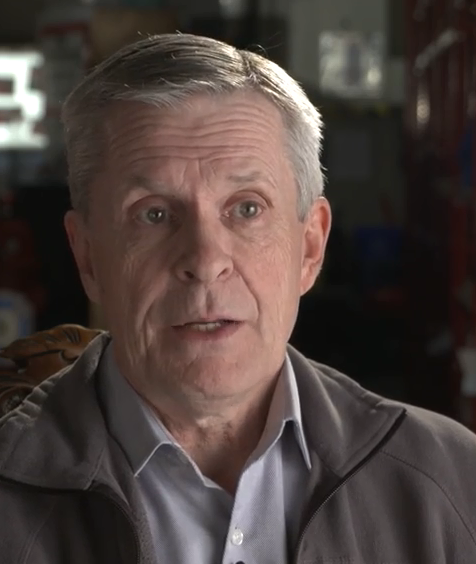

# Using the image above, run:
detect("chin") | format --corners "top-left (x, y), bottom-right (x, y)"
top-left (173, 353), bottom-right (242, 372)
top-left (163, 353), bottom-right (249, 383)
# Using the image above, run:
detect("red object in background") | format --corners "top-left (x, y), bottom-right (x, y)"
top-left (0, 108), bottom-right (22, 123)
top-left (0, 79), bottom-right (14, 95)
top-left (0, 189), bottom-right (45, 314)
top-left (404, 0), bottom-right (476, 420)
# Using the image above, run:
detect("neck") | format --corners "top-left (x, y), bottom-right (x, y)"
top-left (143, 378), bottom-right (279, 494)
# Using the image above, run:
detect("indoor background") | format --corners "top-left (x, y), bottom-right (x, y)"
top-left (0, 0), bottom-right (475, 432)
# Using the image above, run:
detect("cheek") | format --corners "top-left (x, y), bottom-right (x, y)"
top-left (89, 232), bottom-right (138, 296)
top-left (259, 224), bottom-right (301, 278)
top-left (250, 232), bottom-right (301, 315)
top-left (100, 237), bottom-right (171, 313)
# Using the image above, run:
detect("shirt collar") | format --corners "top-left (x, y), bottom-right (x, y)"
top-left (99, 344), bottom-right (312, 476)
top-left (98, 345), bottom-right (169, 476)
top-left (255, 354), bottom-right (312, 469)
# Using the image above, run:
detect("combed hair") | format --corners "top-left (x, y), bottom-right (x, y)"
top-left (62, 33), bottom-right (325, 220)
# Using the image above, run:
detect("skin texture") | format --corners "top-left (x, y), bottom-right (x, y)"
top-left (65, 91), bottom-right (331, 491)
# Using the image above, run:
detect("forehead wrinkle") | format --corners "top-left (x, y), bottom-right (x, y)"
top-left (163, 115), bottom-right (282, 142)
top-left (127, 152), bottom-right (281, 183)
top-left (109, 93), bottom-right (282, 131)
top-left (103, 93), bottom-right (293, 198)
top-left (122, 155), bottom-right (281, 201)
top-left (110, 126), bottom-right (282, 157)
top-left (107, 138), bottom-right (281, 174)
top-left (227, 171), bottom-right (264, 183)
top-left (113, 139), bottom-right (285, 175)
top-left (106, 101), bottom-right (285, 157)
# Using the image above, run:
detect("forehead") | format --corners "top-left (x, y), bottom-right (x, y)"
top-left (106, 89), bottom-right (284, 129)
top-left (92, 91), bottom-right (298, 207)
top-left (103, 91), bottom-right (289, 168)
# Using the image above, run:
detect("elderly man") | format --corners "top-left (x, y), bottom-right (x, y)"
top-left (0, 33), bottom-right (475, 564)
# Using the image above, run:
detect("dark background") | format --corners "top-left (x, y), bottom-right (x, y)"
top-left (0, 0), bottom-right (474, 430)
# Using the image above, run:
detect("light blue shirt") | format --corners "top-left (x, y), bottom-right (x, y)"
top-left (99, 345), bottom-right (312, 564)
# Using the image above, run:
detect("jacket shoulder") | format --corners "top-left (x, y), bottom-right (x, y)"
top-left (306, 356), bottom-right (476, 509)
top-left (307, 356), bottom-right (476, 458)
top-left (309, 358), bottom-right (476, 470)
top-left (384, 402), bottom-right (476, 475)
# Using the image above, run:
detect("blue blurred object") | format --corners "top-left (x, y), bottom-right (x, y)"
top-left (354, 226), bottom-right (403, 292)
top-left (0, 290), bottom-right (35, 348)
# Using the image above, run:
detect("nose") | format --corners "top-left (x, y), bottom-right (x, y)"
top-left (173, 221), bottom-right (234, 284)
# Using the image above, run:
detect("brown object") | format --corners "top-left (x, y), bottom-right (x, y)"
top-left (89, 302), bottom-right (107, 330)
top-left (0, 324), bottom-right (103, 417)
top-left (88, 8), bottom-right (177, 66)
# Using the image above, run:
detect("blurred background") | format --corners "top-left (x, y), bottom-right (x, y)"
top-left (0, 0), bottom-right (475, 431)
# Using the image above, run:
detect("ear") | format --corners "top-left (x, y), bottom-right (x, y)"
top-left (300, 197), bottom-right (332, 295)
top-left (64, 210), bottom-right (101, 304)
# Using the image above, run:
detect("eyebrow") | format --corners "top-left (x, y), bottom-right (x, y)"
top-left (124, 171), bottom-right (266, 195)
top-left (124, 174), bottom-right (169, 194)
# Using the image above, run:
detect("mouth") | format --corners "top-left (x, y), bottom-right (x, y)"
top-left (176, 319), bottom-right (238, 333)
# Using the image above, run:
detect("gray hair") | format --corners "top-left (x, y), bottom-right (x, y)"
top-left (62, 33), bottom-right (325, 220)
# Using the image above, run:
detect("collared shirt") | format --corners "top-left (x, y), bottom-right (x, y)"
top-left (99, 344), bottom-right (312, 564)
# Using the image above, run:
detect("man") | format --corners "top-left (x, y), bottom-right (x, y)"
top-left (0, 33), bottom-right (475, 564)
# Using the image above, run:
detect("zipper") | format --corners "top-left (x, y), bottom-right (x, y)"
top-left (293, 409), bottom-right (407, 564)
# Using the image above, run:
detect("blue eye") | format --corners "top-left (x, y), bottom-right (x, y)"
top-left (138, 207), bottom-right (167, 225)
top-left (233, 201), bottom-right (262, 219)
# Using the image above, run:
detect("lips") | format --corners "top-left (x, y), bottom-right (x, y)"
top-left (174, 318), bottom-right (237, 327)
top-left (180, 320), bottom-right (236, 332)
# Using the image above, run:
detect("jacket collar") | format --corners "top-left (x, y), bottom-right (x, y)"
top-left (0, 333), bottom-right (405, 489)
top-left (0, 332), bottom-right (110, 489)
top-left (288, 347), bottom-right (405, 476)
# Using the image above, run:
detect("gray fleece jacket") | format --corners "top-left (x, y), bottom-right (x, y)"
top-left (0, 333), bottom-right (476, 564)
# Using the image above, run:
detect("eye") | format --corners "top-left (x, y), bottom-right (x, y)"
top-left (232, 201), bottom-right (262, 219)
top-left (136, 206), bottom-right (167, 225)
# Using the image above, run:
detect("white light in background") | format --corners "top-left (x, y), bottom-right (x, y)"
top-left (22, 93), bottom-right (43, 119)
top-left (367, 67), bottom-right (382, 86)
top-left (416, 84), bottom-right (430, 129)
top-left (318, 31), bottom-right (384, 99)
top-left (0, 126), bottom-right (9, 143)
top-left (219, 0), bottom-right (247, 17)
top-left (0, 49), bottom-right (47, 149)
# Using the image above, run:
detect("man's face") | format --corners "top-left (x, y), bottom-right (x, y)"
top-left (65, 92), bottom-right (331, 404)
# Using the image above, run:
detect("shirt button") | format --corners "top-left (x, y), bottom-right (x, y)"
top-left (231, 528), bottom-right (244, 546)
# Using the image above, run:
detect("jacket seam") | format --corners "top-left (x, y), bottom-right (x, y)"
top-left (323, 415), bottom-right (391, 477)
top-left (18, 497), bottom-right (59, 564)
top-left (0, 370), bottom-right (69, 472)
top-left (382, 449), bottom-right (476, 549)
top-left (307, 360), bottom-right (403, 473)
top-left (308, 359), bottom-right (383, 410)
top-left (0, 446), bottom-right (106, 488)
top-left (87, 444), bottom-right (109, 486)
